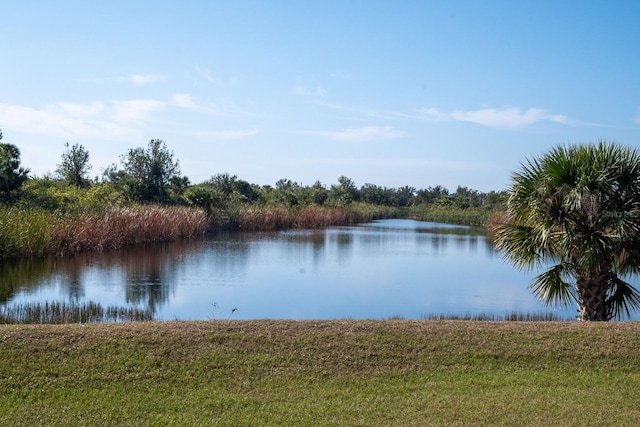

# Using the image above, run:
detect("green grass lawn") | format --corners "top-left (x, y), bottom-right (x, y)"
top-left (1, 320), bottom-right (639, 426)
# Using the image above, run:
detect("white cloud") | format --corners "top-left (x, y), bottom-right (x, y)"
top-left (0, 103), bottom-right (137, 140)
top-left (0, 94), bottom-right (258, 143)
top-left (419, 107), bottom-right (568, 129)
top-left (170, 93), bottom-right (226, 115)
top-left (54, 101), bottom-right (105, 118)
top-left (170, 93), bottom-right (199, 110)
top-left (121, 74), bottom-right (164, 85)
top-left (112, 99), bottom-right (166, 122)
top-left (294, 126), bottom-right (405, 142)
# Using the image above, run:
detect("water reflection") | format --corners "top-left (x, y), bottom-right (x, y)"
top-left (1, 239), bottom-right (206, 316)
top-left (1, 219), bottom-right (635, 320)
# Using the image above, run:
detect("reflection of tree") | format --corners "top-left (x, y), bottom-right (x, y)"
top-left (125, 263), bottom-right (167, 314)
top-left (62, 261), bottom-right (85, 302)
top-left (332, 231), bottom-right (353, 263)
top-left (0, 239), bottom-right (205, 315)
top-left (279, 230), bottom-right (328, 269)
top-left (0, 256), bottom-right (98, 303)
top-left (427, 235), bottom-right (448, 253)
top-left (118, 240), bottom-right (204, 313)
top-left (0, 258), bottom-right (53, 302)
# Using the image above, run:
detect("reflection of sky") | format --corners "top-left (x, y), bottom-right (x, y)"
top-left (1, 219), bottom-right (635, 320)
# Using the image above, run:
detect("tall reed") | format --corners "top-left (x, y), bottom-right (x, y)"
top-left (293, 206), bottom-right (346, 228)
top-left (0, 205), bottom-right (208, 259)
top-left (229, 204), bottom-right (396, 231)
top-left (421, 311), bottom-right (570, 321)
top-left (0, 301), bottom-right (153, 323)
top-left (0, 207), bottom-right (56, 258)
top-left (53, 205), bottom-right (208, 253)
top-left (408, 205), bottom-right (491, 227)
top-left (235, 206), bottom-right (292, 231)
top-left (485, 209), bottom-right (510, 241)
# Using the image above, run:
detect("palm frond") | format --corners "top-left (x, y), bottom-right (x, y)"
top-left (530, 263), bottom-right (576, 307)
top-left (607, 275), bottom-right (640, 319)
top-left (494, 223), bottom-right (559, 270)
top-left (616, 244), bottom-right (640, 275)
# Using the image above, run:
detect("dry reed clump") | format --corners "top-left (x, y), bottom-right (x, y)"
top-left (485, 210), bottom-right (510, 241)
top-left (294, 206), bottom-right (346, 228)
top-left (236, 206), bottom-right (292, 231)
top-left (236, 205), bottom-right (351, 231)
top-left (52, 205), bottom-right (208, 256)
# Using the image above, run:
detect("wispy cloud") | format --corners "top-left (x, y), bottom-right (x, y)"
top-left (182, 129), bottom-right (260, 141)
top-left (419, 107), bottom-right (568, 129)
top-left (196, 66), bottom-right (216, 84)
top-left (330, 71), bottom-right (351, 80)
top-left (170, 93), bottom-right (259, 117)
top-left (0, 98), bottom-right (166, 140)
top-left (293, 126), bottom-right (405, 142)
top-left (55, 101), bottom-right (105, 118)
top-left (318, 102), bottom-right (571, 129)
top-left (317, 102), bottom-right (422, 121)
top-left (292, 85), bottom-right (326, 97)
top-left (0, 92), bottom-right (263, 142)
top-left (302, 156), bottom-right (483, 171)
top-left (121, 74), bottom-right (164, 85)
top-left (170, 93), bottom-right (200, 110)
top-left (0, 102), bottom-right (137, 140)
top-left (170, 93), bottom-right (229, 115)
top-left (113, 99), bottom-right (166, 121)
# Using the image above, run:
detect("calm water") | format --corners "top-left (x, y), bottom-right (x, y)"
top-left (2, 219), bottom-right (636, 320)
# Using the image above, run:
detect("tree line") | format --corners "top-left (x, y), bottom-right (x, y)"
top-left (0, 130), bottom-right (506, 213)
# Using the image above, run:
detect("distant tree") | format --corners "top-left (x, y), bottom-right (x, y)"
top-left (275, 179), bottom-right (298, 191)
top-left (310, 181), bottom-right (328, 205)
top-left (183, 184), bottom-right (222, 214)
top-left (207, 173), bottom-right (237, 196)
top-left (0, 130), bottom-right (30, 204)
top-left (120, 139), bottom-right (180, 202)
top-left (393, 185), bottom-right (416, 207)
top-left (169, 176), bottom-right (190, 195)
top-left (232, 179), bottom-right (260, 202)
top-left (55, 142), bottom-right (92, 187)
top-left (415, 185), bottom-right (449, 205)
top-left (484, 190), bottom-right (508, 207)
top-left (360, 183), bottom-right (388, 205)
top-left (331, 176), bottom-right (359, 204)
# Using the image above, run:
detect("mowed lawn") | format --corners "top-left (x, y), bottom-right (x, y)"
top-left (1, 320), bottom-right (639, 426)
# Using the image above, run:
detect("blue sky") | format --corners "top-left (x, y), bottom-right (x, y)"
top-left (1, 0), bottom-right (639, 192)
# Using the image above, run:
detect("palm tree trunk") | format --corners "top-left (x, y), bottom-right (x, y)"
top-left (576, 269), bottom-right (612, 321)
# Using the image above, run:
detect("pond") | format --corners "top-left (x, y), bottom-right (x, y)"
top-left (1, 219), bottom-right (636, 321)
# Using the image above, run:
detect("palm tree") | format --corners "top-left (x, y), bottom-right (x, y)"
top-left (495, 141), bottom-right (640, 321)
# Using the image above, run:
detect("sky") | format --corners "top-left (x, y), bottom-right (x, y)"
top-left (1, 0), bottom-right (639, 192)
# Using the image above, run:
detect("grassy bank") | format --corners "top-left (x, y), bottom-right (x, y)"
top-left (1, 320), bottom-right (639, 426)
